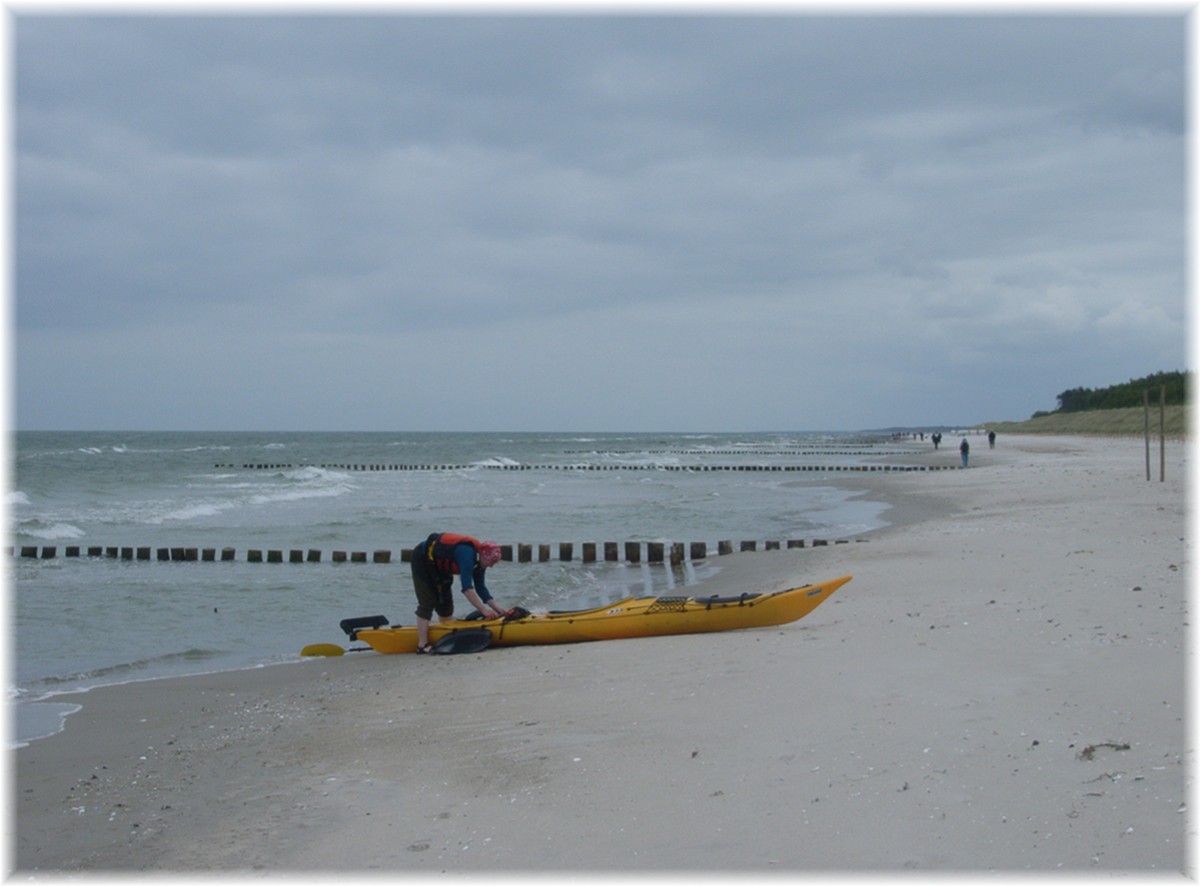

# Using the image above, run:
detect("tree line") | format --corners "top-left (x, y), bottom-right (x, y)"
top-left (1033, 371), bottom-right (1190, 417)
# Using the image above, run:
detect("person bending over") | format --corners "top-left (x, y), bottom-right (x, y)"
top-left (411, 532), bottom-right (506, 654)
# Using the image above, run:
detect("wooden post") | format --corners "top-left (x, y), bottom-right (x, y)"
top-left (518, 544), bottom-right (532, 563)
top-left (647, 542), bottom-right (664, 563)
top-left (689, 541), bottom-right (707, 560)
top-left (559, 542), bottom-right (573, 561)
top-left (670, 543), bottom-right (684, 566)
top-left (625, 541), bottom-right (640, 563)
top-left (1144, 387), bottom-right (1151, 481)
top-left (582, 542), bottom-right (597, 563)
top-left (1160, 384), bottom-right (1166, 482)
top-left (604, 542), bottom-right (619, 562)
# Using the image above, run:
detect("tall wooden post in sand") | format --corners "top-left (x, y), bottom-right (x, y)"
top-left (1144, 388), bottom-right (1151, 481)
top-left (1160, 385), bottom-right (1166, 482)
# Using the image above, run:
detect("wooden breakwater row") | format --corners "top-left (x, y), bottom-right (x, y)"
top-left (217, 462), bottom-right (957, 473)
top-left (10, 538), bottom-right (865, 565)
top-left (559, 447), bottom-right (917, 456)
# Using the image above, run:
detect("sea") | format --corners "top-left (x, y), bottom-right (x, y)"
top-left (9, 430), bottom-right (911, 747)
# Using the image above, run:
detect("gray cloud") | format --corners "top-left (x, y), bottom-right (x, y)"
top-left (14, 12), bottom-right (1187, 431)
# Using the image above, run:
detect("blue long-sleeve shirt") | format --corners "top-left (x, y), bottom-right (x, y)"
top-left (452, 543), bottom-right (492, 601)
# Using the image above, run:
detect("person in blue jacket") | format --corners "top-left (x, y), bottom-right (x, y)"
top-left (411, 532), bottom-right (506, 654)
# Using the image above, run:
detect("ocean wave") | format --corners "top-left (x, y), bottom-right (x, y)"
top-left (8, 490), bottom-right (31, 506)
top-left (17, 519), bottom-right (85, 540)
top-left (162, 502), bottom-right (226, 521)
top-left (25, 647), bottom-right (227, 693)
top-left (249, 483), bottom-right (354, 506)
top-left (472, 457), bottom-right (521, 468)
top-left (11, 700), bottom-right (83, 748)
top-left (131, 468), bottom-right (357, 524)
top-left (284, 466), bottom-right (350, 482)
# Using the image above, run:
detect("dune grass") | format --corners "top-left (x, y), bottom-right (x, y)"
top-left (984, 405), bottom-right (1189, 438)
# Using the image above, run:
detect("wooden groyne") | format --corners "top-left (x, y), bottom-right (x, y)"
top-left (216, 462), bottom-right (957, 473)
top-left (10, 537), bottom-right (866, 565)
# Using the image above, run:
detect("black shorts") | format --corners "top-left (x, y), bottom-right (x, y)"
top-left (412, 538), bottom-right (455, 621)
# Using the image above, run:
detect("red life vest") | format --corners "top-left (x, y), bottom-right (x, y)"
top-left (426, 532), bottom-right (484, 575)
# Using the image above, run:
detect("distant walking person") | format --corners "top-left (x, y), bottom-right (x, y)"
top-left (988, 430), bottom-right (996, 449)
top-left (411, 532), bottom-right (507, 654)
top-left (960, 437), bottom-right (970, 468)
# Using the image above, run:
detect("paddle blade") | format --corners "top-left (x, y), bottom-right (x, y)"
top-left (301, 643), bottom-right (346, 657)
top-left (430, 628), bottom-right (493, 655)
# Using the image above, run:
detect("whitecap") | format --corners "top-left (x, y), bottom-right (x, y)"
top-left (248, 483), bottom-right (354, 506)
top-left (8, 491), bottom-right (30, 506)
top-left (21, 521), bottom-right (85, 540)
top-left (162, 502), bottom-right (226, 521)
top-left (473, 457), bottom-right (520, 468)
top-left (285, 466), bottom-right (347, 482)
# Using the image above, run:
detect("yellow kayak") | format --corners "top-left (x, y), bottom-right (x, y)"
top-left (349, 574), bottom-right (851, 654)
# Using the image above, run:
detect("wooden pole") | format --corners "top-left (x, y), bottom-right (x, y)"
top-left (1144, 387), bottom-right (1151, 481)
top-left (1160, 384), bottom-right (1166, 482)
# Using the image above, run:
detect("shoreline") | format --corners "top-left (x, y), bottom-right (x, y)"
top-left (11, 434), bottom-right (1189, 872)
top-left (10, 447), bottom-right (916, 749)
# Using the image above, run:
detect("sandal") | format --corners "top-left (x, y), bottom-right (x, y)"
top-left (416, 643), bottom-right (435, 655)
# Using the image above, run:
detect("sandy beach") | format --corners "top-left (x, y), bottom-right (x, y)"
top-left (10, 434), bottom-right (1190, 874)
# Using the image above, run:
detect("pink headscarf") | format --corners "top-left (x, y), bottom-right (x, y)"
top-left (477, 541), bottom-right (502, 568)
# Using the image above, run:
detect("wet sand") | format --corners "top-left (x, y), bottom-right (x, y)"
top-left (11, 434), bottom-right (1190, 873)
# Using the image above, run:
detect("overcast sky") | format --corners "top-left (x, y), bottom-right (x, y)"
top-left (11, 9), bottom-right (1188, 432)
